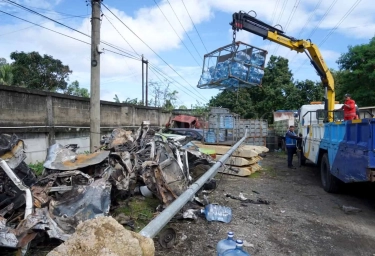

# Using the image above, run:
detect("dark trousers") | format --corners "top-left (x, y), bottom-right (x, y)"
top-left (287, 146), bottom-right (296, 167)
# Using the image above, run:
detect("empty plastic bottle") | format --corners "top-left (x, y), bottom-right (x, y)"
top-left (199, 71), bottom-right (212, 85)
top-left (217, 232), bottom-right (236, 256)
top-left (234, 51), bottom-right (250, 63)
top-left (222, 240), bottom-right (250, 256)
top-left (251, 52), bottom-right (265, 67)
top-left (201, 204), bottom-right (232, 223)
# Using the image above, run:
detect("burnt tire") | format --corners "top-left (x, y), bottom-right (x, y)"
top-left (320, 153), bottom-right (340, 193)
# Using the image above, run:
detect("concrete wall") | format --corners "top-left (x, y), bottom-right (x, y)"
top-left (0, 85), bottom-right (171, 163)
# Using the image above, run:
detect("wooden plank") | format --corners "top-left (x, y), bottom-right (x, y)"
top-left (218, 163), bottom-right (262, 177)
top-left (215, 155), bottom-right (262, 166)
top-left (192, 142), bottom-right (259, 158)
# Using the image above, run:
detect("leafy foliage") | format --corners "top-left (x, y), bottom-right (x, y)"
top-left (209, 56), bottom-right (324, 122)
top-left (10, 51), bottom-right (72, 91)
top-left (63, 80), bottom-right (90, 98)
top-left (0, 64), bottom-right (13, 85)
top-left (335, 37), bottom-right (375, 106)
top-left (28, 161), bottom-right (44, 176)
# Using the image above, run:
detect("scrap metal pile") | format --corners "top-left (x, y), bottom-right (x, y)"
top-left (0, 121), bottom-right (214, 251)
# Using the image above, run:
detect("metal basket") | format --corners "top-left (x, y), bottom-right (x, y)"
top-left (197, 41), bottom-right (268, 90)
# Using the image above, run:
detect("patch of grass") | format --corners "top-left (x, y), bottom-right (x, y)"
top-left (28, 161), bottom-right (44, 176)
top-left (249, 171), bottom-right (261, 179)
top-left (115, 196), bottom-right (160, 232)
top-left (261, 166), bottom-right (277, 177)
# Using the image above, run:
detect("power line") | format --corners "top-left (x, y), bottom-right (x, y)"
top-left (289, 0), bottom-right (338, 64)
top-left (319, 0), bottom-right (362, 46)
top-left (274, 0), bottom-right (300, 56)
top-left (4, 0), bottom-right (144, 62)
top-left (272, 0), bottom-right (288, 56)
top-left (306, 0), bottom-right (338, 39)
top-left (181, 0), bottom-right (208, 53)
top-left (266, 0), bottom-right (281, 52)
top-left (148, 62), bottom-right (208, 102)
top-left (0, 14), bottom-right (89, 37)
top-left (0, 10), bottom-right (91, 45)
top-left (294, 0), bottom-right (362, 73)
top-left (100, 10), bottom-right (205, 103)
top-left (286, 0), bottom-right (323, 60)
top-left (153, 0), bottom-right (201, 66)
top-left (102, 13), bottom-right (140, 56)
top-left (166, 0), bottom-right (202, 59)
top-left (284, 0), bottom-right (300, 32)
top-left (101, 2), bottom-right (208, 102)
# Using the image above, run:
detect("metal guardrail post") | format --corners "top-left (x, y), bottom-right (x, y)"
top-left (139, 130), bottom-right (248, 238)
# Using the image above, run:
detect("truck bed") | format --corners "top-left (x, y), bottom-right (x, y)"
top-left (320, 119), bottom-right (375, 183)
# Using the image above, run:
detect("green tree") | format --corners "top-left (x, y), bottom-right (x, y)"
top-left (178, 105), bottom-right (187, 109)
top-left (63, 80), bottom-right (89, 98)
top-left (0, 58), bottom-right (7, 67)
top-left (209, 56), bottom-right (294, 122)
top-left (113, 94), bottom-right (120, 103)
top-left (0, 64), bottom-right (13, 85)
top-left (209, 88), bottom-right (256, 118)
top-left (10, 51), bottom-right (72, 91)
top-left (336, 37), bottom-right (375, 106)
top-left (283, 79), bottom-right (324, 109)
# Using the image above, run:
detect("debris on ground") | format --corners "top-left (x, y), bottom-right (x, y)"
top-left (0, 121), bottom-right (220, 253)
top-left (158, 228), bottom-right (177, 249)
top-left (46, 216), bottom-right (154, 256)
top-left (225, 193), bottom-right (270, 205)
top-left (341, 205), bottom-right (362, 214)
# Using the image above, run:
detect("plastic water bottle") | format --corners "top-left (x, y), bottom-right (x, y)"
top-left (251, 52), bottom-right (265, 67)
top-left (201, 204), bottom-right (232, 223)
top-left (222, 240), bottom-right (250, 256)
top-left (199, 71), bottom-right (212, 85)
top-left (217, 232), bottom-right (236, 256)
top-left (234, 51), bottom-right (250, 63)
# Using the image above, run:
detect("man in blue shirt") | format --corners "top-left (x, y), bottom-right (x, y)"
top-left (285, 126), bottom-right (301, 169)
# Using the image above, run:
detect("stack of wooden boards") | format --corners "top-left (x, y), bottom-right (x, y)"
top-left (193, 142), bottom-right (269, 177)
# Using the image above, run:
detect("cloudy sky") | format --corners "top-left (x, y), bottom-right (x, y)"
top-left (1, 0), bottom-right (374, 107)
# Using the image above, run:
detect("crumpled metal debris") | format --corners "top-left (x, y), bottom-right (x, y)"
top-left (44, 143), bottom-right (110, 171)
top-left (0, 121), bottom-right (215, 253)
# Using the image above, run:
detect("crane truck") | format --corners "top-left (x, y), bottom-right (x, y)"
top-left (231, 11), bottom-right (375, 193)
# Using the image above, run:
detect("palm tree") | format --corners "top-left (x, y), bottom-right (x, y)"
top-left (113, 94), bottom-right (120, 103)
top-left (0, 64), bottom-right (13, 85)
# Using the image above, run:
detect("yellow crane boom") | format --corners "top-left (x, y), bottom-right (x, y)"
top-left (231, 11), bottom-right (335, 122)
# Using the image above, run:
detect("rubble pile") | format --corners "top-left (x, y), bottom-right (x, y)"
top-left (47, 216), bottom-right (154, 256)
top-left (0, 121), bottom-right (214, 253)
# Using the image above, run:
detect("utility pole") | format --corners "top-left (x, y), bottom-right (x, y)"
top-left (90, 0), bottom-right (101, 152)
top-left (141, 54), bottom-right (144, 105)
top-left (145, 59), bottom-right (149, 106)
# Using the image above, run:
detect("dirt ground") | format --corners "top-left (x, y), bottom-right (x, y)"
top-left (4, 152), bottom-right (375, 256)
top-left (155, 152), bottom-right (375, 256)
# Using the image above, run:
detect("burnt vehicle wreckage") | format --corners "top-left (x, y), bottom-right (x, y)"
top-left (0, 121), bottom-right (215, 253)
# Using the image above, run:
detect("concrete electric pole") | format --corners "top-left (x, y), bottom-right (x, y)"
top-left (90, 0), bottom-right (101, 152)
top-left (145, 59), bottom-right (149, 106)
top-left (141, 54), bottom-right (145, 105)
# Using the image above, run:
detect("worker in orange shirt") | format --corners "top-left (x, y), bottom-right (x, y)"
top-left (340, 94), bottom-right (356, 121)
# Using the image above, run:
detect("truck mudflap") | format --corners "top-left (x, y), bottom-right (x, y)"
top-left (320, 118), bottom-right (375, 183)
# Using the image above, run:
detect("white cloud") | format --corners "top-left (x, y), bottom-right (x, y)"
top-left (0, 0), bottom-right (374, 107)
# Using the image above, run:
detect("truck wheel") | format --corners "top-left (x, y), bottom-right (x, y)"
top-left (320, 153), bottom-right (340, 193)
top-left (297, 150), bottom-right (306, 167)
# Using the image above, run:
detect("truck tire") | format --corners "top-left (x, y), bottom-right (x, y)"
top-left (320, 153), bottom-right (340, 193)
top-left (297, 150), bottom-right (306, 166)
